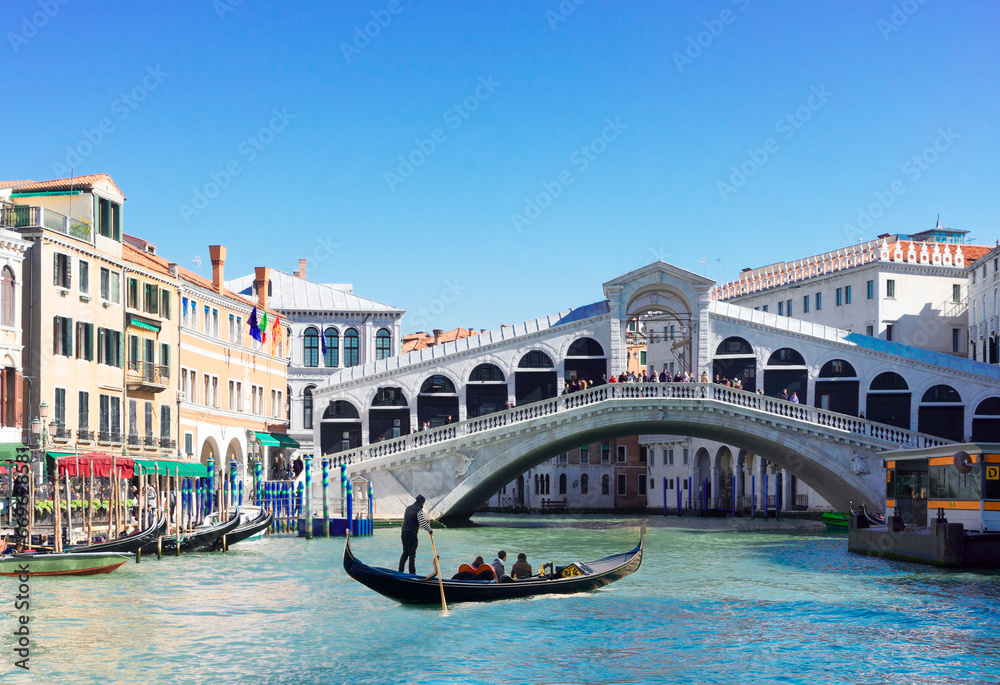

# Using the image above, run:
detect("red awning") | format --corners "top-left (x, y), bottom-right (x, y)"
top-left (57, 453), bottom-right (135, 479)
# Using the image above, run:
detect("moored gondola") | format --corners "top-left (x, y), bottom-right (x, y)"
top-left (343, 525), bottom-right (645, 604)
top-left (65, 514), bottom-right (165, 554)
top-left (208, 508), bottom-right (274, 551)
top-left (139, 510), bottom-right (241, 556)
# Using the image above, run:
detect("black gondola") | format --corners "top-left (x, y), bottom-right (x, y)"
top-left (66, 514), bottom-right (166, 554)
top-left (861, 503), bottom-right (885, 526)
top-left (139, 510), bottom-right (241, 556)
top-left (208, 508), bottom-right (274, 551)
top-left (343, 524), bottom-right (645, 605)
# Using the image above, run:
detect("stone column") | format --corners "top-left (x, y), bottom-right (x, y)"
top-left (783, 469), bottom-right (794, 511)
top-left (710, 465), bottom-right (720, 509)
top-left (758, 458), bottom-right (768, 512)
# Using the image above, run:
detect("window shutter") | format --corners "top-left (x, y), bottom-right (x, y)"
top-left (66, 258), bottom-right (71, 289)
top-left (66, 317), bottom-right (73, 357)
top-left (53, 253), bottom-right (59, 286)
top-left (14, 371), bottom-right (22, 428)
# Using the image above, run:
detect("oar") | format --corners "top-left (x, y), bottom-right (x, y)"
top-left (428, 532), bottom-right (448, 612)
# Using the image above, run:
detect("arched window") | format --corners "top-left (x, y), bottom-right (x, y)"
top-left (559, 473), bottom-right (567, 495)
top-left (534, 474), bottom-right (539, 495)
top-left (518, 350), bottom-right (554, 368)
top-left (0, 267), bottom-right (14, 327)
top-left (303, 386), bottom-right (314, 429)
top-left (372, 387), bottom-right (406, 407)
top-left (601, 474), bottom-right (610, 495)
top-left (716, 337), bottom-right (753, 356)
top-left (818, 359), bottom-right (857, 377)
top-left (767, 348), bottom-right (805, 366)
top-left (580, 473), bottom-right (589, 495)
top-left (303, 327), bottom-right (319, 367)
top-left (469, 363), bottom-right (505, 382)
top-left (286, 386), bottom-right (291, 421)
top-left (567, 337), bottom-right (605, 356)
top-left (323, 328), bottom-right (339, 367)
top-left (870, 372), bottom-right (908, 390)
top-left (921, 385), bottom-right (961, 403)
top-left (420, 375), bottom-right (456, 394)
top-left (376, 328), bottom-right (392, 360)
top-left (976, 397), bottom-right (1000, 415)
top-left (344, 328), bottom-right (359, 367)
top-left (323, 400), bottom-right (360, 419)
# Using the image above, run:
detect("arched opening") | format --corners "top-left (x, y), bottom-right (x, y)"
top-left (323, 328), bottom-right (339, 367)
top-left (375, 328), bottom-right (392, 360)
top-left (580, 473), bottom-right (589, 495)
top-left (867, 372), bottom-right (910, 429)
top-left (303, 327), bottom-right (319, 367)
top-left (417, 374), bottom-right (459, 429)
top-left (695, 447), bottom-right (712, 504)
top-left (0, 266), bottom-right (14, 327)
top-left (467, 363), bottom-right (507, 418)
top-left (564, 337), bottom-right (607, 383)
top-left (344, 328), bottom-right (359, 367)
top-left (716, 446), bottom-right (733, 507)
top-left (369, 388), bottom-right (409, 443)
top-left (514, 351), bottom-right (557, 405)
top-left (763, 348), bottom-right (807, 402)
top-left (558, 473), bottom-right (567, 495)
top-left (713, 336), bottom-right (756, 392)
top-left (320, 400), bottom-right (362, 454)
top-left (302, 386), bottom-right (315, 430)
top-left (918, 385), bottom-right (963, 441)
top-left (973, 397), bottom-right (1000, 441)
top-left (815, 359), bottom-right (859, 416)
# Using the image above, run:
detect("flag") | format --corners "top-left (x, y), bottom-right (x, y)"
top-left (259, 310), bottom-right (268, 333)
top-left (270, 315), bottom-right (282, 357)
top-left (248, 307), bottom-right (262, 342)
top-left (320, 326), bottom-right (327, 355)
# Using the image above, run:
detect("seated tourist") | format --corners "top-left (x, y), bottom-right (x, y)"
top-left (510, 552), bottom-right (532, 579)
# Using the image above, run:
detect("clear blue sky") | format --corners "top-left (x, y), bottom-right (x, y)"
top-left (3, 1), bottom-right (998, 332)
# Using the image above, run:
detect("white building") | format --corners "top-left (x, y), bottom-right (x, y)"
top-left (227, 262), bottom-right (403, 456)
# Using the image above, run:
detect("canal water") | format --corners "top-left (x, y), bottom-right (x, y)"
top-left (3, 515), bottom-right (1000, 684)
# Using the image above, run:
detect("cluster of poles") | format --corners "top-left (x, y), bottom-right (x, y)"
top-left (660, 473), bottom-right (784, 518)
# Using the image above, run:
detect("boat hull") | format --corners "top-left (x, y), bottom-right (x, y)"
top-left (0, 552), bottom-right (130, 577)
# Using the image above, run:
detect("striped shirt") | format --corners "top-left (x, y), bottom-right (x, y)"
top-left (416, 510), bottom-right (432, 532)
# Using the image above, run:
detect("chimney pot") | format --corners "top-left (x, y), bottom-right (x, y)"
top-left (298, 258), bottom-right (307, 279)
top-left (168, 262), bottom-right (179, 278)
top-left (254, 266), bottom-right (270, 311)
top-left (433, 329), bottom-right (443, 345)
top-left (209, 245), bottom-right (226, 292)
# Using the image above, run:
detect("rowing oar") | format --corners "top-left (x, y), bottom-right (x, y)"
top-left (428, 532), bottom-right (448, 612)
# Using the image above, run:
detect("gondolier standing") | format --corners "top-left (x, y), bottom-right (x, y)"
top-left (399, 495), bottom-right (432, 574)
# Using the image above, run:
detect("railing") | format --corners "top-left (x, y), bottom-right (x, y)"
top-left (127, 433), bottom-right (140, 446)
top-left (0, 205), bottom-right (92, 242)
top-left (52, 427), bottom-right (72, 441)
top-left (126, 361), bottom-right (170, 386)
top-left (78, 429), bottom-right (93, 442)
top-left (327, 383), bottom-right (951, 468)
top-left (98, 431), bottom-right (123, 443)
top-left (159, 437), bottom-right (176, 449)
top-left (143, 435), bottom-right (158, 448)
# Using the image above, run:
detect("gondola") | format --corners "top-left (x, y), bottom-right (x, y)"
top-left (861, 503), bottom-right (885, 526)
top-left (208, 508), bottom-right (274, 551)
top-left (65, 514), bottom-right (166, 554)
top-left (138, 510), bottom-right (241, 556)
top-left (343, 524), bottom-right (645, 605)
top-left (0, 552), bottom-right (132, 577)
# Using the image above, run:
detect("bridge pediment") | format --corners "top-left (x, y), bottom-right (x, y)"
top-left (603, 261), bottom-right (715, 320)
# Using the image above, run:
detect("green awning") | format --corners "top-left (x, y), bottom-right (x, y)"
top-left (0, 443), bottom-right (30, 463)
top-left (128, 316), bottom-right (161, 332)
top-left (133, 459), bottom-right (205, 478)
top-left (46, 451), bottom-right (76, 459)
top-left (254, 432), bottom-right (281, 447)
top-left (272, 433), bottom-right (300, 449)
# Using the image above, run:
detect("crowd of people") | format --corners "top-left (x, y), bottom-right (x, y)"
top-left (562, 369), bottom-right (713, 394)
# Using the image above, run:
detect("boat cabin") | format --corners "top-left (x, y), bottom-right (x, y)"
top-left (882, 443), bottom-right (1000, 533)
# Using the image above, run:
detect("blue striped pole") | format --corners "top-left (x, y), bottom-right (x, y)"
top-left (703, 476), bottom-right (709, 514)
top-left (776, 472), bottom-right (781, 520)
top-left (662, 477), bottom-right (667, 516)
top-left (321, 457), bottom-right (330, 538)
top-left (305, 455), bottom-right (314, 539)
top-left (340, 464), bottom-right (347, 518)
top-left (239, 480), bottom-right (243, 507)
top-left (763, 473), bottom-right (769, 519)
top-left (368, 482), bottom-right (374, 535)
top-left (751, 474), bottom-right (756, 518)
top-left (732, 474), bottom-right (736, 516)
top-left (255, 461), bottom-right (262, 505)
top-left (676, 477), bottom-right (681, 516)
top-left (206, 456), bottom-right (215, 515)
top-left (229, 458), bottom-right (237, 510)
top-left (687, 477), bottom-right (692, 509)
top-left (347, 477), bottom-right (354, 536)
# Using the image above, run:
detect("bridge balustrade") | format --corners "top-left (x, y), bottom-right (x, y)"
top-left (326, 383), bottom-right (950, 467)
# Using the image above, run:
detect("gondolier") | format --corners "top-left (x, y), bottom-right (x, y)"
top-left (398, 495), bottom-right (432, 575)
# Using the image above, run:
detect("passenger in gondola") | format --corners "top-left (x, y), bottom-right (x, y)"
top-left (491, 550), bottom-right (507, 577)
top-left (511, 552), bottom-right (532, 579)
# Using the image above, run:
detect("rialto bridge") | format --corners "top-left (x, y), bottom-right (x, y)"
top-left (308, 262), bottom-right (1000, 521)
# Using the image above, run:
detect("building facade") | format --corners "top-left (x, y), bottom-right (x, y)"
top-left (0, 196), bottom-right (29, 450)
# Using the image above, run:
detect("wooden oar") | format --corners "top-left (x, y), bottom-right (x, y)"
top-left (428, 532), bottom-right (447, 612)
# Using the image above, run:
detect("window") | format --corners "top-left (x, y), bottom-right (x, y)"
top-left (78, 391), bottom-right (89, 433)
top-left (324, 328), bottom-right (339, 367)
top-left (127, 278), bottom-right (138, 308)
top-left (54, 388), bottom-right (66, 429)
top-left (886, 279), bottom-right (896, 298)
top-left (304, 386), bottom-right (314, 429)
top-left (616, 445), bottom-right (626, 463)
top-left (581, 474), bottom-right (589, 495)
top-left (97, 328), bottom-right (122, 367)
top-left (160, 405), bottom-right (171, 439)
top-left (579, 445), bottom-right (589, 464)
top-left (229, 314), bottom-right (236, 342)
top-left (344, 329), bottom-right (360, 366)
top-left (617, 473), bottom-right (627, 495)
top-left (128, 335), bottom-right (139, 366)
top-left (97, 197), bottom-right (121, 241)
top-left (802, 295), bottom-right (809, 314)
top-left (866, 325), bottom-right (874, 337)
top-left (668, 448), bottom-right (674, 465)
top-left (98, 394), bottom-right (121, 438)
top-left (683, 448), bottom-right (689, 465)
top-left (815, 292), bottom-right (822, 310)
top-left (144, 401), bottom-right (153, 438)
top-left (953, 328), bottom-right (960, 353)
top-left (303, 327), bottom-right (319, 367)
top-left (203, 305), bottom-right (210, 332)
top-left (640, 351), bottom-right (646, 366)
top-left (778, 301), bottom-right (784, 316)
top-left (78, 260), bottom-right (89, 294)
top-left (184, 432), bottom-right (193, 456)
top-left (161, 290), bottom-right (170, 319)
top-left (950, 284), bottom-right (963, 304)
top-left (559, 473), bottom-right (567, 495)
top-left (160, 343), bottom-right (170, 369)
top-left (602, 474), bottom-right (610, 495)
top-left (762, 305), bottom-right (768, 313)
top-left (182, 298), bottom-right (190, 327)
top-left (53, 252), bottom-right (71, 289)
top-left (601, 444), bottom-right (610, 464)
top-left (143, 283), bottom-right (159, 314)
top-left (228, 380), bottom-right (236, 411)
top-left (867, 280), bottom-right (875, 300)
top-left (639, 446), bottom-right (647, 464)
top-left (75, 322), bottom-right (94, 360)
top-left (212, 309), bottom-right (219, 338)
top-left (212, 376), bottom-right (219, 408)
top-left (845, 285), bottom-right (852, 304)
top-left (376, 328), bottom-right (392, 360)
top-left (0, 267), bottom-right (13, 327)
top-left (53, 316), bottom-right (73, 356)
top-left (886, 324), bottom-right (894, 342)
top-left (638, 476), bottom-right (647, 496)
top-left (835, 288), bottom-right (843, 306)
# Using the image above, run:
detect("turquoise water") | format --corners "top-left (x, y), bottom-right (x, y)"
top-left (3, 515), bottom-right (1000, 684)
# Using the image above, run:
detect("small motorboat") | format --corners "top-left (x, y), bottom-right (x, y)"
top-left (0, 552), bottom-right (131, 577)
top-left (822, 512), bottom-right (850, 532)
top-left (344, 525), bottom-right (645, 605)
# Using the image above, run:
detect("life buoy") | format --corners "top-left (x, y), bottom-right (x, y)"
top-left (954, 451), bottom-right (973, 475)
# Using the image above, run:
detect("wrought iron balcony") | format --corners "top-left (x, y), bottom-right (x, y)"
top-left (127, 433), bottom-right (140, 446)
top-left (98, 431), bottom-right (123, 444)
top-left (51, 426), bottom-right (72, 442)
top-left (77, 429), bottom-right (94, 442)
top-left (159, 437), bottom-right (176, 450)
top-left (126, 360), bottom-right (170, 392)
top-left (143, 435), bottom-right (158, 448)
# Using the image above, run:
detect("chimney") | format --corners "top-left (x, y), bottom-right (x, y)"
top-left (254, 266), bottom-right (270, 311)
top-left (296, 258), bottom-right (307, 279)
top-left (209, 245), bottom-right (226, 292)
top-left (168, 262), bottom-right (179, 278)
top-left (433, 329), bottom-right (443, 346)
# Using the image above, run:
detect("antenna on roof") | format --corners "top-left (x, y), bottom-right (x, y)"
top-left (936, 214), bottom-right (942, 228)
top-left (68, 167), bottom-right (74, 226)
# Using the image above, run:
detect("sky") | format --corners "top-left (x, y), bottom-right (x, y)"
top-left (3, 0), bottom-right (998, 332)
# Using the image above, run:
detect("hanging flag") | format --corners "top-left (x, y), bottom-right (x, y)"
top-left (248, 307), bottom-right (262, 342)
top-left (270, 315), bottom-right (282, 358)
top-left (259, 309), bottom-right (268, 333)
top-left (320, 326), bottom-right (328, 356)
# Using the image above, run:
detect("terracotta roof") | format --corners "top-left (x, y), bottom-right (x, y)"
top-left (0, 180), bottom-right (34, 189)
top-left (122, 243), bottom-right (174, 278)
top-left (401, 328), bottom-right (480, 353)
top-left (9, 173), bottom-right (125, 199)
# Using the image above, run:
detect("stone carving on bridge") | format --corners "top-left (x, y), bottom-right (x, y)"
top-left (849, 450), bottom-right (872, 475)
top-left (454, 452), bottom-right (477, 479)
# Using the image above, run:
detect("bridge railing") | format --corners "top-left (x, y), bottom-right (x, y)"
top-left (327, 382), bottom-right (950, 467)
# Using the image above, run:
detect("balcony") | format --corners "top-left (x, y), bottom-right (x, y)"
top-left (78, 429), bottom-right (94, 442)
top-left (51, 426), bottom-right (72, 442)
top-left (98, 431), bottom-right (123, 444)
top-left (0, 205), bottom-right (92, 243)
top-left (127, 433), bottom-right (140, 447)
top-left (159, 437), bottom-right (176, 450)
top-left (143, 435), bottom-right (158, 448)
top-left (126, 361), bottom-right (170, 392)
